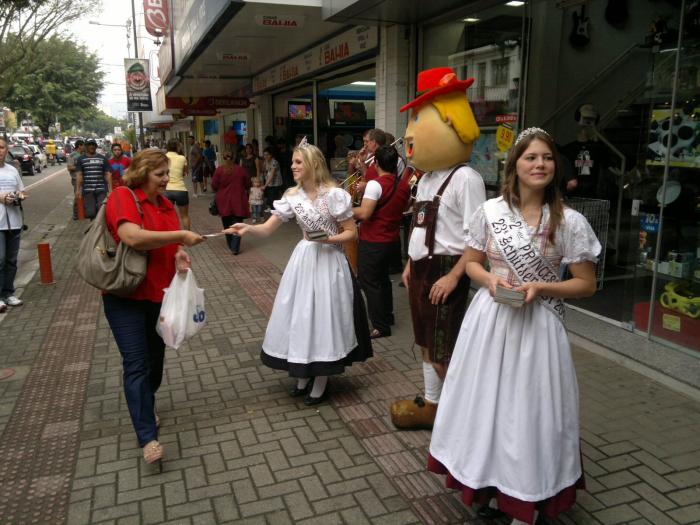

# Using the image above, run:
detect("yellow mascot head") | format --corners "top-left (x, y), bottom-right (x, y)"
top-left (401, 67), bottom-right (480, 172)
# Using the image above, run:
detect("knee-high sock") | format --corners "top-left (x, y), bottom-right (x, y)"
top-left (423, 362), bottom-right (443, 404)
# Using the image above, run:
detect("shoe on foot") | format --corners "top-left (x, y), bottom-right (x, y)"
top-left (390, 395), bottom-right (437, 429)
top-left (370, 328), bottom-right (390, 339)
top-left (5, 296), bottom-right (23, 307)
top-left (0, 300), bottom-right (6, 313)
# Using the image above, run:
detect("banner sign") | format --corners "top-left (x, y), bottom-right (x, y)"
top-left (165, 96), bottom-right (250, 110)
top-left (253, 26), bottom-right (377, 93)
top-left (125, 58), bottom-right (153, 111)
top-left (254, 14), bottom-right (304, 28)
top-left (216, 52), bottom-right (250, 64)
top-left (144, 0), bottom-right (170, 37)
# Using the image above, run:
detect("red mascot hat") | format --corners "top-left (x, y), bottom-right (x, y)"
top-left (400, 67), bottom-right (475, 113)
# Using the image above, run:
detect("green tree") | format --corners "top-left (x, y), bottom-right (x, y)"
top-left (5, 35), bottom-right (104, 133)
top-left (0, 0), bottom-right (100, 101)
top-left (82, 110), bottom-right (128, 138)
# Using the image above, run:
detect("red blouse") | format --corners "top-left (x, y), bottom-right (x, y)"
top-left (105, 186), bottom-right (181, 303)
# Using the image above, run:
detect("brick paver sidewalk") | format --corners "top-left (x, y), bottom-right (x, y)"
top-left (0, 192), bottom-right (699, 525)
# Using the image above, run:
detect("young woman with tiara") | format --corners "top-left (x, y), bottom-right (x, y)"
top-left (223, 139), bottom-right (372, 404)
top-left (427, 128), bottom-right (601, 524)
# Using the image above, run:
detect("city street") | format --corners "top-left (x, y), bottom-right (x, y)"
top-left (0, 187), bottom-right (699, 525)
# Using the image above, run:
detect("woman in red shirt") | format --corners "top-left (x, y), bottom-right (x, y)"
top-left (104, 149), bottom-right (204, 465)
top-left (212, 151), bottom-right (250, 254)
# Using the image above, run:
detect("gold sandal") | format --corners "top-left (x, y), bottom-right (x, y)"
top-left (143, 440), bottom-right (163, 464)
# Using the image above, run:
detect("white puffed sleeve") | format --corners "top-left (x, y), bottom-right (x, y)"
top-left (271, 194), bottom-right (295, 222)
top-left (560, 209), bottom-right (602, 264)
top-left (326, 188), bottom-right (354, 221)
top-left (464, 205), bottom-right (489, 252)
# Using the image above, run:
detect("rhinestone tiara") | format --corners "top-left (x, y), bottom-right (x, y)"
top-left (514, 127), bottom-right (550, 146)
top-left (298, 136), bottom-right (311, 149)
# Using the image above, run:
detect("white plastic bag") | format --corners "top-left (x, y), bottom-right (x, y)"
top-left (157, 269), bottom-right (206, 349)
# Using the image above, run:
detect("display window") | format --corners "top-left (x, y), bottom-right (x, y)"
top-left (421, 3), bottom-right (527, 192)
top-left (631, 1), bottom-right (700, 354)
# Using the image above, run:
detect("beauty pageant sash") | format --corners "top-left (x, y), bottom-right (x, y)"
top-left (483, 197), bottom-right (565, 324)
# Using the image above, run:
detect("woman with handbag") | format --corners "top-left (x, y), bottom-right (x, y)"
top-left (103, 149), bottom-right (204, 466)
top-left (212, 150), bottom-right (251, 255)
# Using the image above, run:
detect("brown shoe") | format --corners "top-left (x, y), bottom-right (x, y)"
top-left (390, 395), bottom-right (437, 430)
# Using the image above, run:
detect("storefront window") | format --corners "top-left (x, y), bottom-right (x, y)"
top-left (421, 3), bottom-right (526, 191)
top-left (633, 1), bottom-right (700, 354)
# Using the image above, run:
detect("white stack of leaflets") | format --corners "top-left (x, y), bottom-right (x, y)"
top-left (494, 285), bottom-right (526, 307)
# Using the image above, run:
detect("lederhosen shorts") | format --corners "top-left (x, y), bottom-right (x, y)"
top-left (407, 165), bottom-right (470, 365)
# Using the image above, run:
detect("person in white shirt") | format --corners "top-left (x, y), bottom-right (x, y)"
top-left (390, 67), bottom-right (485, 430)
top-left (0, 136), bottom-right (27, 312)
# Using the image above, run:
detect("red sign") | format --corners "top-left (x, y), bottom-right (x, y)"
top-left (165, 96), bottom-right (250, 110)
top-left (183, 109), bottom-right (217, 116)
top-left (144, 0), bottom-right (169, 37)
top-left (496, 114), bottom-right (518, 124)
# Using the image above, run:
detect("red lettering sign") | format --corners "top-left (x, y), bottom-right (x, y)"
top-left (496, 114), bottom-right (518, 124)
top-left (166, 97), bottom-right (250, 110)
top-left (323, 42), bottom-right (349, 65)
top-left (144, 0), bottom-right (169, 37)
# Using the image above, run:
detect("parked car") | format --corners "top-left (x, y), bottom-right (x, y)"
top-left (28, 144), bottom-right (48, 168)
top-left (6, 150), bottom-right (23, 173)
top-left (55, 142), bottom-right (67, 163)
top-left (9, 144), bottom-right (40, 175)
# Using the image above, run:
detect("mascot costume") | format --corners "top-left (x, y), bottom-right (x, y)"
top-left (391, 67), bottom-right (486, 429)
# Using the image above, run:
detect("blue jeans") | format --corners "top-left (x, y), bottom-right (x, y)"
top-left (0, 229), bottom-right (21, 298)
top-left (103, 294), bottom-right (165, 447)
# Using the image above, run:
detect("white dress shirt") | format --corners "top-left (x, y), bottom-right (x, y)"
top-left (407, 165), bottom-right (486, 260)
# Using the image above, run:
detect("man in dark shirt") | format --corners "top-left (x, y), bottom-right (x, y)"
top-left (75, 139), bottom-right (112, 219)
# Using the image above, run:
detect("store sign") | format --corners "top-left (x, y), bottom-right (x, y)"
top-left (253, 26), bottom-right (378, 93)
top-left (496, 114), bottom-right (518, 124)
top-left (143, 0), bottom-right (169, 37)
top-left (254, 14), bottom-right (304, 28)
top-left (125, 58), bottom-right (153, 111)
top-left (183, 109), bottom-right (217, 116)
top-left (640, 213), bottom-right (660, 233)
top-left (165, 96), bottom-right (250, 110)
top-left (496, 124), bottom-right (516, 152)
top-left (217, 52), bottom-right (250, 64)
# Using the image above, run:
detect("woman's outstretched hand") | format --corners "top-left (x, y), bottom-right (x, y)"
top-left (181, 231), bottom-right (205, 246)
top-left (223, 223), bottom-right (251, 236)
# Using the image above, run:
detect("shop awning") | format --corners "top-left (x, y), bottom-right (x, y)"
top-left (162, 1), bottom-right (348, 100)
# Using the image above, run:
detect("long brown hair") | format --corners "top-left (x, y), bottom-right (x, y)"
top-left (501, 129), bottom-right (564, 243)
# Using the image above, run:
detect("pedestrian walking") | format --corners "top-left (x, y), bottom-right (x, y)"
top-left (249, 178), bottom-right (265, 223)
top-left (428, 128), bottom-right (601, 525)
top-left (164, 140), bottom-right (190, 230)
top-left (75, 139), bottom-right (112, 219)
top-left (212, 151), bottom-right (250, 254)
top-left (0, 136), bottom-right (27, 312)
top-left (67, 140), bottom-right (85, 220)
top-left (223, 140), bottom-right (372, 405)
top-left (262, 147), bottom-right (283, 209)
top-left (102, 149), bottom-right (204, 465)
top-left (108, 143), bottom-right (132, 189)
top-left (203, 139), bottom-right (217, 192)
top-left (189, 136), bottom-right (204, 197)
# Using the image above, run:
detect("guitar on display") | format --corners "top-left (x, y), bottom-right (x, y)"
top-left (569, 3), bottom-right (591, 49)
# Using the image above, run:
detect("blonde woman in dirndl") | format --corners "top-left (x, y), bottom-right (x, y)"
top-left (223, 140), bottom-right (372, 405)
